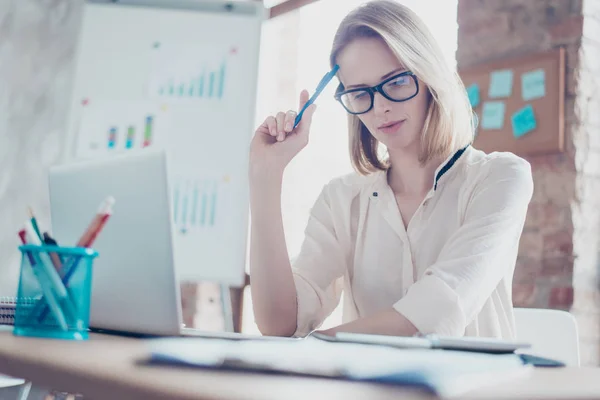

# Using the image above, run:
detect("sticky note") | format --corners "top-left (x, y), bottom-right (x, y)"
top-left (489, 69), bottom-right (513, 98)
top-left (466, 83), bottom-right (480, 108)
top-left (481, 101), bottom-right (506, 130)
top-left (521, 69), bottom-right (546, 101)
top-left (511, 104), bottom-right (537, 138)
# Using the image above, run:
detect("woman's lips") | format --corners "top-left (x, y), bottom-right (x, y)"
top-left (378, 120), bottom-right (405, 134)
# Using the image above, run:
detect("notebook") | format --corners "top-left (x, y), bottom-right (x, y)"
top-left (314, 331), bottom-right (532, 354)
top-left (0, 297), bottom-right (17, 325)
top-left (145, 336), bottom-right (532, 398)
top-left (312, 332), bottom-right (564, 367)
top-left (0, 297), bottom-right (36, 325)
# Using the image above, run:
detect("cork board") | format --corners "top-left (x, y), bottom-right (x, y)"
top-left (459, 48), bottom-right (565, 156)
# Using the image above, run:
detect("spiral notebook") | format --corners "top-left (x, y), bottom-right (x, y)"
top-left (0, 297), bottom-right (17, 325)
top-left (0, 297), bottom-right (36, 325)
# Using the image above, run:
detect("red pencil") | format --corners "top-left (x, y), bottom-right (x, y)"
top-left (76, 196), bottom-right (115, 248)
top-left (18, 229), bottom-right (35, 264)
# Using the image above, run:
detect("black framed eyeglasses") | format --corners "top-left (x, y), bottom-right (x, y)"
top-left (334, 71), bottom-right (419, 115)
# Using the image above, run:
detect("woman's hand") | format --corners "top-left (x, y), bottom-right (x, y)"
top-left (249, 89), bottom-right (317, 181)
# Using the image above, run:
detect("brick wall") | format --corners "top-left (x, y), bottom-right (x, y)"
top-left (572, 0), bottom-right (600, 366)
top-left (457, 0), bottom-right (600, 366)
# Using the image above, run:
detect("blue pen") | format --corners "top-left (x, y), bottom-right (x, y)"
top-left (19, 231), bottom-right (69, 331)
top-left (24, 222), bottom-right (79, 328)
top-left (36, 255), bottom-right (83, 324)
top-left (293, 64), bottom-right (340, 129)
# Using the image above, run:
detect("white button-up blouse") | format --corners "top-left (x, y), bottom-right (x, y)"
top-left (291, 145), bottom-right (534, 338)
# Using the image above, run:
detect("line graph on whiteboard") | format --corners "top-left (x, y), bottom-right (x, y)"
top-left (148, 44), bottom-right (238, 100)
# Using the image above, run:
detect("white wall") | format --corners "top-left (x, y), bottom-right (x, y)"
top-left (0, 0), bottom-right (82, 295)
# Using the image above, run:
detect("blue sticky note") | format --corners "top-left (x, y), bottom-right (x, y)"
top-left (481, 101), bottom-right (506, 130)
top-left (511, 104), bottom-right (537, 138)
top-left (466, 83), bottom-right (480, 108)
top-left (489, 69), bottom-right (513, 98)
top-left (521, 69), bottom-right (546, 101)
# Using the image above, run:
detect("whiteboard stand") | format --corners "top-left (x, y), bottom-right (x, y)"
top-left (219, 284), bottom-right (234, 333)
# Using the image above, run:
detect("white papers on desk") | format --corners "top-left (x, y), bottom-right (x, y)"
top-left (146, 337), bottom-right (531, 398)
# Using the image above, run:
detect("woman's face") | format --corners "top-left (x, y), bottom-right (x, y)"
top-left (337, 37), bottom-right (430, 154)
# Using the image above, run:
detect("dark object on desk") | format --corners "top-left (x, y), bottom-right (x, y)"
top-left (519, 353), bottom-right (565, 368)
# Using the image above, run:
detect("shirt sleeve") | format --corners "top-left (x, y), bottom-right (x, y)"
top-left (291, 183), bottom-right (347, 337)
top-left (393, 155), bottom-right (534, 336)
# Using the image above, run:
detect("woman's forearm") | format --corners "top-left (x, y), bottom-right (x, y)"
top-left (249, 173), bottom-right (298, 337)
top-left (319, 309), bottom-right (418, 337)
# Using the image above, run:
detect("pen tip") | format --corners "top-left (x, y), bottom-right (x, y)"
top-left (27, 206), bottom-right (33, 217)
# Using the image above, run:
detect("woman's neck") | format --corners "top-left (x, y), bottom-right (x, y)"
top-left (386, 150), bottom-right (444, 196)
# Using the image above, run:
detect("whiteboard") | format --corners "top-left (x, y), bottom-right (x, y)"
top-left (65, 0), bottom-right (265, 287)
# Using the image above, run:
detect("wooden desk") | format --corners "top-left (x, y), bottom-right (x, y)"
top-left (0, 329), bottom-right (599, 400)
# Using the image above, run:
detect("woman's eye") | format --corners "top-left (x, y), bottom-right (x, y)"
top-left (390, 77), bottom-right (408, 86)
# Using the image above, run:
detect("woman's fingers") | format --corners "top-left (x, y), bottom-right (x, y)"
top-left (299, 104), bottom-right (317, 131)
top-left (275, 111), bottom-right (286, 141)
top-left (298, 89), bottom-right (309, 110)
top-left (258, 90), bottom-right (313, 143)
top-left (284, 110), bottom-right (297, 133)
top-left (265, 116), bottom-right (277, 137)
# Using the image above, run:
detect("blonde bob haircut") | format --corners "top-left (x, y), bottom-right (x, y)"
top-left (330, 0), bottom-right (475, 175)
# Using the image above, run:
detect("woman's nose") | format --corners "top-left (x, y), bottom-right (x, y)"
top-left (372, 91), bottom-right (392, 115)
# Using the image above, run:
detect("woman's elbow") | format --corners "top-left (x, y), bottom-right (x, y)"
top-left (256, 319), bottom-right (297, 337)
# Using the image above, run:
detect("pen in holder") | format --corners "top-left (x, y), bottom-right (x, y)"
top-left (14, 244), bottom-right (98, 340)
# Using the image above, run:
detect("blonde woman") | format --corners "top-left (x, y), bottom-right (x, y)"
top-left (249, 0), bottom-right (533, 339)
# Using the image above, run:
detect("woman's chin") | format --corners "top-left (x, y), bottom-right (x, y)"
top-left (379, 135), bottom-right (420, 154)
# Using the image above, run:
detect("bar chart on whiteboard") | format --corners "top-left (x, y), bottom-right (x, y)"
top-left (150, 59), bottom-right (228, 100)
top-left (169, 172), bottom-right (248, 284)
top-left (172, 176), bottom-right (229, 234)
top-left (75, 100), bottom-right (171, 159)
top-left (147, 44), bottom-right (235, 102)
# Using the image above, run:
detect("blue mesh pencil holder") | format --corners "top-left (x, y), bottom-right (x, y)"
top-left (14, 244), bottom-right (98, 340)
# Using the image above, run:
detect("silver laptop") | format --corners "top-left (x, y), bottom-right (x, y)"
top-left (48, 149), bottom-right (285, 340)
